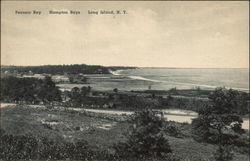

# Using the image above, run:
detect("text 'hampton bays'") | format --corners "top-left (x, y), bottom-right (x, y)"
top-left (15, 10), bottom-right (128, 15)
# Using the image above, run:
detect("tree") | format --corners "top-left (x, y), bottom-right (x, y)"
top-left (70, 87), bottom-right (81, 106)
top-left (235, 92), bottom-right (249, 115)
top-left (80, 86), bottom-right (91, 97)
top-left (1, 76), bottom-right (61, 104)
top-left (195, 86), bottom-right (201, 95)
top-left (192, 87), bottom-right (245, 161)
top-left (113, 88), bottom-right (118, 93)
top-left (38, 76), bottom-right (62, 103)
top-left (114, 108), bottom-right (172, 159)
top-left (169, 87), bottom-right (177, 95)
top-left (69, 76), bottom-right (75, 83)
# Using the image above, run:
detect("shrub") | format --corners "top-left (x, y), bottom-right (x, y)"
top-left (213, 145), bottom-right (233, 161)
top-left (0, 129), bottom-right (92, 160)
top-left (114, 108), bottom-right (172, 159)
top-left (191, 88), bottom-right (245, 161)
top-left (164, 123), bottom-right (183, 138)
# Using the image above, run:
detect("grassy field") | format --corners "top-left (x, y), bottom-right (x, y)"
top-left (0, 105), bottom-right (249, 161)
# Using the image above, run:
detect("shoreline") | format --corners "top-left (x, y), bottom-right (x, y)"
top-left (107, 68), bottom-right (249, 92)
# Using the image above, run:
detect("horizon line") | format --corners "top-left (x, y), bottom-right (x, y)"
top-left (1, 64), bottom-right (249, 69)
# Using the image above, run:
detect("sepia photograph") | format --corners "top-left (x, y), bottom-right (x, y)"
top-left (1, 1), bottom-right (249, 161)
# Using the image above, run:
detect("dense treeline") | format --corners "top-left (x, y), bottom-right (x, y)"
top-left (158, 94), bottom-right (249, 115)
top-left (2, 64), bottom-right (110, 75)
top-left (134, 89), bottom-right (249, 115)
top-left (133, 88), bottom-right (212, 98)
top-left (64, 87), bottom-right (161, 109)
top-left (1, 76), bottom-right (61, 104)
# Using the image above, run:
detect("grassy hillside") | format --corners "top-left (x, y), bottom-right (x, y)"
top-left (1, 105), bottom-right (249, 161)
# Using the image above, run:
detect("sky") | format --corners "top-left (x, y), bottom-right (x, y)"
top-left (1, 1), bottom-right (249, 68)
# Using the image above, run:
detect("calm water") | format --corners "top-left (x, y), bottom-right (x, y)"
top-left (58, 68), bottom-right (249, 92)
top-left (116, 68), bottom-right (249, 92)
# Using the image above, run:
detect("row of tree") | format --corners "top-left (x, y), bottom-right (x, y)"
top-left (2, 64), bottom-right (110, 75)
top-left (158, 92), bottom-right (249, 115)
top-left (1, 76), bottom-right (62, 104)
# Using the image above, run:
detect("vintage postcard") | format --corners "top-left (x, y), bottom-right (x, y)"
top-left (1, 1), bottom-right (249, 161)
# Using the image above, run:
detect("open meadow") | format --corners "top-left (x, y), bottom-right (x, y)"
top-left (1, 104), bottom-right (249, 161)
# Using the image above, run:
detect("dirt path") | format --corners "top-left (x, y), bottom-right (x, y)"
top-left (1, 103), bottom-right (249, 130)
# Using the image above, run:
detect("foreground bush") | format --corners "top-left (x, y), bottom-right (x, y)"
top-left (213, 145), bottom-right (234, 161)
top-left (114, 109), bottom-right (173, 159)
top-left (191, 88), bottom-right (246, 161)
top-left (0, 129), bottom-right (92, 160)
top-left (0, 127), bottom-right (179, 161)
top-left (164, 122), bottom-right (183, 138)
